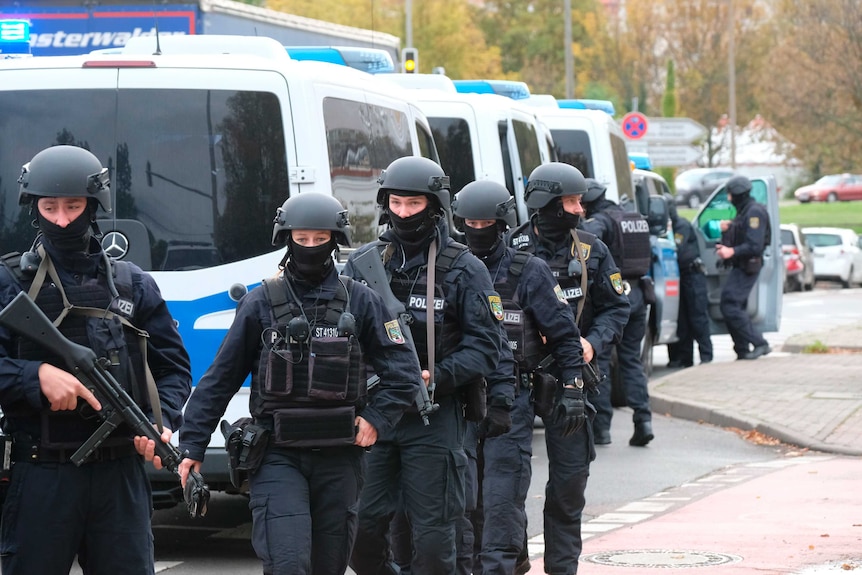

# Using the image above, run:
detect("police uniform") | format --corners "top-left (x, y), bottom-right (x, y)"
top-left (719, 196), bottom-right (771, 358)
top-left (667, 210), bottom-right (713, 366)
top-left (0, 239), bottom-right (191, 575)
top-left (508, 219), bottom-right (628, 573)
top-left (580, 199), bottom-right (654, 445)
top-left (471, 241), bottom-right (583, 575)
top-left (344, 220), bottom-right (505, 575)
top-left (180, 267), bottom-right (419, 575)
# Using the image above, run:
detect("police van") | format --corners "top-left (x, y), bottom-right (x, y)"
top-left (0, 35), bottom-right (438, 507)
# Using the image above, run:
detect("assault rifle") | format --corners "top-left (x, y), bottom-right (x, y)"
top-left (0, 292), bottom-right (210, 518)
top-left (351, 249), bottom-right (440, 425)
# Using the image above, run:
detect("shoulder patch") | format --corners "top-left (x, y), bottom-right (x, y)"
top-left (553, 284), bottom-right (568, 304)
top-left (486, 291), bottom-right (504, 321)
top-left (610, 272), bottom-right (624, 295)
top-left (384, 319), bottom-right (405, 344)
top-left (750, 216), bottom-right (760, 229)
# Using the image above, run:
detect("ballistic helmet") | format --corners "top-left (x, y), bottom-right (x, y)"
top-left (452, 180), bottom-right (517, 229)
top-left (18, 146), bottom-right (111, 213)
top-left (272, 193), bottom-right (351, 247)
top-left (582, 178), bottom-right (608, 204)
top-left (376, 156), bottom-right (450, 211)
top-left (725, 175), bottom-right (752, 197)
top-left (524, 162), bottom-right (587, 210)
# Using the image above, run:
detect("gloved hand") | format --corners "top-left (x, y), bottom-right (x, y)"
top-left (552, 384), bottom-right (585, 438)
top-left (479, 397), bottom-right (512, 438)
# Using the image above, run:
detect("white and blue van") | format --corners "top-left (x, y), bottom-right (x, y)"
top-left (0, 35), bottom-right (438, 507)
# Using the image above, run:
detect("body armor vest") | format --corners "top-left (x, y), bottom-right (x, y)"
top-left (494, 251), bottom-right (545, 371)
top-left (256, 276), bottom-right (366, 416)
top-left (600, 208), bottom-right (651, 279)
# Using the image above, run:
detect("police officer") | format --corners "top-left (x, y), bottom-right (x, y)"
top-left (716, 175), bottom-right (772, 360)
top-left (452, 180), bottom-right (585, 575)
top-left (0, 145), bottom-right (192, 575)
top-left (344, 157), bottom-right (505, 575)
top-left (508, 162), bottom-right (629, 574)
top-left (666, 196), bottom-right (713, 367)
top-left (580, 178), bottom-right (654, 447)
top-left (178, 192), bottom-right (421, 575)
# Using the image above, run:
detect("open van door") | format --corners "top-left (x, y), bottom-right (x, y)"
top-left (692, 175), bottom-right (783, 334)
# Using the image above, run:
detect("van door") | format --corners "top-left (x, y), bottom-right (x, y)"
top-left (693, 176), bottom-right (783, 334)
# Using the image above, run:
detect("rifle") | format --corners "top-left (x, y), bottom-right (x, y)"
top-left (0, 292), bottom-right (210, 518)
top-left (351, 249), bottom-right (439, 425)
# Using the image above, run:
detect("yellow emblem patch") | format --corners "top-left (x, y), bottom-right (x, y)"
top-left (610, 272), bottom-right (624, 295)
top-left (580, 242), bottom-right (592, 260)
top-left (384, 320), bottom-right (405, 344)
top-left (554, 284), bottom-right (567, 303)
top-left (750, 216), bottom-right (760, 229)
top-left (488, 294), bottom-right (504, 321)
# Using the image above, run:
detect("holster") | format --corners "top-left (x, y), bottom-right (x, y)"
top-left (640, 275), bottom-right (657, 305)
top-left (743, 256), bottom-right (763, 275)
top-left (221, 418), bottom-right (270, 490)
top-left (531, 371), bottom-right (557, 419)
top-left (460, 379), bottom-right (487, 422)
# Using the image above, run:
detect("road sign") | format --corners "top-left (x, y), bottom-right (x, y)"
top-left (621, 112), bottom-right (648, 140)
top-left (643, 144), bottom-right (703, 167)
top-left (638, 117), bottom-right (707, 144)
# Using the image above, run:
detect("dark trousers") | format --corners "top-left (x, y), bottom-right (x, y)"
top-left (668, 272), bottom-right (713, 364)
top-left (720, 267), bottom-right (768, 356)
top-left (455, 422), bottom-right (480, 575)
top-left (248, 445), bottom-right (366, 575)
top-left (350, 395), bottom-right (467, 575)
top-left (592, 283), bottom-right (652, 432)
top-left (0, 456), bottom-right (154, 575)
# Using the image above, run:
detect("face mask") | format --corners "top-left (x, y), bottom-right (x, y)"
top-left (390, 207), bottom-right (435, 243)
top-left (536, 203), bottom-right (580, 243)
top-left (730, 193), bottom-right (748, 209)
top-left (464, 224), bottom-right (501, 258)
top-left (288, 239), bottom-right (334, 284)
top-left (37, 208), bottom-right (92, 252)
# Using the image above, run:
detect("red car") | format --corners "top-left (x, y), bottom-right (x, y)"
top-left (794, 173), bottom-right (862, 203)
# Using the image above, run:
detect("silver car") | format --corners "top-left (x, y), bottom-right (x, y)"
top-left (780, 224), bottom-right (816, 292)
top-left (802, 227), bottom-right (862, 288)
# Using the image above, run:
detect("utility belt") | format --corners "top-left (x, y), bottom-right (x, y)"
top-left (11, 440), bottom-right (137, 464)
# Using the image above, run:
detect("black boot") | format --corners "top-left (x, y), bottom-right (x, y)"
top-left (629, 421), bottom-right (654, 447)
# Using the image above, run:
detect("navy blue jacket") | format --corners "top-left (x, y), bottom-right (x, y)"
top-left (723, 198), bottom-right (770, 261)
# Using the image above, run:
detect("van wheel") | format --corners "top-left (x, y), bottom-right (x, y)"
top-left (842, 267), bottom-right (853, 288)
top-left (687, 194), bottom-right (701, 209)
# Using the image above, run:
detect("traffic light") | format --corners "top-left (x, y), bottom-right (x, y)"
top-left (402, 47), bottom-right (418, 74)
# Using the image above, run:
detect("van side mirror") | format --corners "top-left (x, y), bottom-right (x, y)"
top-left (646, 195), bottom-right (669, 236)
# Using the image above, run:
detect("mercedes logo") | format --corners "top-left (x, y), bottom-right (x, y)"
top-left (102, 231), bottom-right (130, 259)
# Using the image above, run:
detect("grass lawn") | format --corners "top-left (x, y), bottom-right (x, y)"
top-left (679, 201), bottom-right (862, 234)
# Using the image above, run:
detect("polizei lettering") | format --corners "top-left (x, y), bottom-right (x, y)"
top-left (562, 287), bottom-right (584, 300)
top-left (621, 219), bottom-right (650, 233)
top-left (408, 296), bottom-right (445, 311)
top-left (503, 311), bottom-right (523, 324)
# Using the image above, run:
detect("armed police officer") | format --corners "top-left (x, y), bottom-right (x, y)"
top-left (580, 178), bottom-right (655, 447)
top-left (344, 157), bottom-right (505, 575)
top-left (0, 145), bottom-right (192, 575)
top-left (509, 162), bottom-right (629, 574)
top-left (178, 192), bottom-right (421, 575)
top-left (452, 180), bottom-right (585, 575)
top-left (715, 175), bottom-right (772, 360)
top-left (666, 196), bottom-right (713, 367)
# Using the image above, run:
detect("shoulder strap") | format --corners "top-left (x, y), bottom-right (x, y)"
top-left (508, 251), bottom-right (532, 277)
top-left (569, 230), bottom-right (589, 325)
top-left (435, 241), bottom-right (469, 275)
top-left (262, 277), bottom-right (292, 324)
top-left (0, 252), bottom-right (25, 284)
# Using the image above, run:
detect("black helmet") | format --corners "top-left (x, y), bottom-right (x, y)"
top-left (18, 145), bottom-right (111, 213)
top-left (524, 162), bottom-right (587, 210)
top-left (452, 180), bottom-right (517, 229)
top-left (583, 178), bottom-right (608, 204)
top-left (725, 175), bottom-right (752, 196)
top-left (376, 156), bottom-right (450, 211)
top-left (272, 193), bottom-right (351, 247)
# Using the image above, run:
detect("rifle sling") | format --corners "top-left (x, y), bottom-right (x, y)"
top-left (569, 230), bottom-right (588, 325)
top-left (426, 239), bottom-right (437, 400)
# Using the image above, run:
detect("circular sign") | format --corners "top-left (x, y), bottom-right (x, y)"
top-left (622, 112), bottom-right (649, 140)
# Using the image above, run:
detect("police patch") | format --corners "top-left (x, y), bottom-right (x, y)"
top-left (610, 272), bottom-right (624, 295)
top-left (384, 320), bottom-right (405, 344)
top-left (750, 216), bottom-right (760, 229)
top-left (580, 242), bottom-right (591, 260)
top-left (554, 284), bottom-right (568, 303)
top-left (487, 293), bottom-right (504, 321)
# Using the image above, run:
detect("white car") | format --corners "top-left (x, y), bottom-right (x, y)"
top-left (801, 227), bottom-right (862, 288)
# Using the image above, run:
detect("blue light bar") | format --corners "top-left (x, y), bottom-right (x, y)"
top-left (0, 20), bottom-right (31, 55)
top-left (285, 46), bottom-right (395, 74)
top-left (453, 79), bottom-right (532, 100)
top-left (559, 99), bottom-right (616, 115)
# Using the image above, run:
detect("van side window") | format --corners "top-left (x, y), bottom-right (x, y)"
top-left (498, 121), bottom-right (516, 197)
top-left (429, 117), bottom-right (476, 195)
top-left (512, 119), bottom-right (542, 190)
top-left (611, 134), bottom-right (634, 204)
top-left (415, 121), bottom-right (436, 161)
top-left (323, 97), bottom-right (412, 245)
top-left (550, 128), bottom-right (593, 178)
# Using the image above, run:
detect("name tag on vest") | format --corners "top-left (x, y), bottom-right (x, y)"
top-left (408, 295), bottom-right (445, 311)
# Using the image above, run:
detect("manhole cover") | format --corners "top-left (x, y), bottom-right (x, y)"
top-left (582, 549), bottom-right (742, 568)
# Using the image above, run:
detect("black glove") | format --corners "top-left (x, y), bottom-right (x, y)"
top-left (479, 398), bottom-right (512, 438)
top-left (552, 383), bottom-right (586, 438)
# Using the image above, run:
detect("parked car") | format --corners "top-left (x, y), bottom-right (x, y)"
top-left (794, 174), bottom-right (862, 203)
top-left (674, 167), bottom-right (736, 208)
top-left (780, 224), bottom-right (815, 292)
top-left (801, 227), bottom-right (862, 288)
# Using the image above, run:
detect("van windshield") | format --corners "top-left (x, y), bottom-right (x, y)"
top-left (550, 129), bottom-right (593, 178)
top-left (0, 88), bottom-right (289, 271)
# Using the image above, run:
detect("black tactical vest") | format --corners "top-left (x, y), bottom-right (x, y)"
top-left (494, 251), bottom-right (545, 371)
top-left (601, 208), bottom-right (651, 279)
